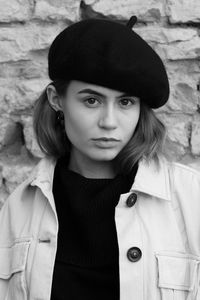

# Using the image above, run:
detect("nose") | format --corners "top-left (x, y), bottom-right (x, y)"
top-left (98, 106), bottom-right (117, 129)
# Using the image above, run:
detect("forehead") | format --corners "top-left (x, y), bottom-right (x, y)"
top-left (67, 80), bottom-right (132, 98)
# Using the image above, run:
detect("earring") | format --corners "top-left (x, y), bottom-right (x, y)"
top-left (56, 110), bottom-right (64, 126)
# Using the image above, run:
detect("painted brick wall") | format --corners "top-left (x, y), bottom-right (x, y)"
top-left (0, 0), bottom-right (200, 205)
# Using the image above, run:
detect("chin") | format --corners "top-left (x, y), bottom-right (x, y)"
top-left (89, 149), bottom-right (120, 161)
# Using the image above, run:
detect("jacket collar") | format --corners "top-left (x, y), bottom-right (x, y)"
top-left (29, 156), bottom-right (57, 187)
top-left (29, 155), bottom-right (171, 202)
top-left (130, 157), bottom-right (171, 201)
top-left (29, 156), bottom-right (57, 214)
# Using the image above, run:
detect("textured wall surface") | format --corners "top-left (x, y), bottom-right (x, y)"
top-left (0, 0), bottom-right (200, 206)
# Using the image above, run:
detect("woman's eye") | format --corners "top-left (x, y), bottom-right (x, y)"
top-left (119, 98), bottom-right (136, 107)
top-left (84, 97), bottom-right (99, 107)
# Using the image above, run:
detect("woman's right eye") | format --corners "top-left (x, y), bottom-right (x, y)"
top-left (84, 97), bottom-right (100, 107)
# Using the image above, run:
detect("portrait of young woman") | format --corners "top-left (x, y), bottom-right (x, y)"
top-left (0, 16), bottom-right (200, 300)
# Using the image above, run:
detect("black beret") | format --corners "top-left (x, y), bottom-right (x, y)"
top-left (48, 18), bottom-right (169, 108)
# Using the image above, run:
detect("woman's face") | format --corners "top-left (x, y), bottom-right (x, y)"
top-left (60, 80), bottom-right (140, 163)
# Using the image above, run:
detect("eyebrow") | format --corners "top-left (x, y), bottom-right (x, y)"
top-left (77, 88), bottom-right (133, 98)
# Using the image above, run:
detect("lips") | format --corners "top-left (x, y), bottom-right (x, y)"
top-left (92, 137), bottom-right (120, 149)
top-left (92, 138), bottom-right (120, 148)
top-left (93, 137), bottom-right (119, 141)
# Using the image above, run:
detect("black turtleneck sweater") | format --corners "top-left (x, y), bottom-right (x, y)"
top-left (50, 155), bottom-right (138, 300)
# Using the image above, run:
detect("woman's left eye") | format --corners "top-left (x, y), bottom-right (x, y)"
top-left (119, 98), bottom-right (136, 106)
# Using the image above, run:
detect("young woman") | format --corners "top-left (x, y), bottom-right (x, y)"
top-left (0, 17), bottom-right (200, 300)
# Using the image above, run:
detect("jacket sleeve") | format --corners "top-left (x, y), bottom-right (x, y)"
top-left (0, 184), bottom-right (34, 300)
top-left (0, 199), bottom-right (12, 299)
top-left (168, 163), bottom-right (200, 299)
top-left (170, 164), bottom-right (200, 255)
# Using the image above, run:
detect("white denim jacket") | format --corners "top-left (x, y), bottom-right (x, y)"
top-left (0, 156), bottom-right (200, 300)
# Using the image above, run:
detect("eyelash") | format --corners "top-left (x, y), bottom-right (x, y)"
top-left (83, 97), bottom-right (136, 107)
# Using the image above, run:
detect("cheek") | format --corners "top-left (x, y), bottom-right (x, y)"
top-left (122, 110), bottom-right (140, 136)
top-left (63, 110), bottom-right (92, 142)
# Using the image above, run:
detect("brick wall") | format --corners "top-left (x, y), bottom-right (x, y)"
top-left (0, 0), bottom-right (200, 205)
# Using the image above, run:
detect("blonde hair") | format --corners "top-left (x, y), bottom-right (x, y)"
top-left (33, 80), bottom-right (166, 174)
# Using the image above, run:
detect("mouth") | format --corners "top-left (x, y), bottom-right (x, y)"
top-left (92, 137), bottom-right (120, 142)
top-left (92, 138), bottom-right (120, 148)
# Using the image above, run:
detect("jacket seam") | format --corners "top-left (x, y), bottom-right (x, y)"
top-left (28, 196), bottom-right (49, 296)
top-left (167, 161), bottom-right (200, 177)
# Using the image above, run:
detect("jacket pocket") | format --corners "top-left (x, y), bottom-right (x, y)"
top-left (0, 237), bottom-right (31, 300)
top-left (156, 252), bottom-right (200, 300)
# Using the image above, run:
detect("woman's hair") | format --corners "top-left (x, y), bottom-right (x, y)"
top-left (33, 80), bottom-right (71, 158)
top-left (33, 80), bottom-right (166, 174)
top-left (114, 101), bottom-right (166, 174)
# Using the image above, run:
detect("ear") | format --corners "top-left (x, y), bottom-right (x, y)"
top-left (46, 84), bottom-right (63, 111)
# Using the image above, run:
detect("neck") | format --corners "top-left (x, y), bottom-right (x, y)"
top-left (68, 148), bottom-right (117, 179)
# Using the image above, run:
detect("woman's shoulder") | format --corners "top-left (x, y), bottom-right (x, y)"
top-left (159, 158), bottom-right (200, 210)
top-left (164, 158), bottom-right (200, 184)
top-left (4, 156), bottom-right (57, 204)
top-left (137, 155), bottom-right (200, 186)
top-left (166, 157), bottom-right (200, 174)
top-left (155, 157), bottom-right (200, 196)
top-left (0, 156), bottom-right (57, 237)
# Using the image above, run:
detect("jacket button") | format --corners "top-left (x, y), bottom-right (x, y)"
top-left (127, 247), bottom-right (142, 262)
top-left (126, 193), bottom-right (137, 207)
